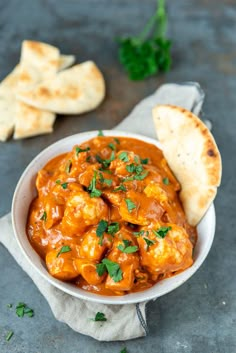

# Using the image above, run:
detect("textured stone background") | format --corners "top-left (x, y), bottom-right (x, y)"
top-left (0, 0), bottom-right (235, 352)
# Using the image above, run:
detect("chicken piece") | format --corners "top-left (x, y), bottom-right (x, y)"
top-left (105, 229), bottom-right (139, 291)
top-left (144, 181), bottom-right (168, 204)
top-left (79, 227), bottom-right (111, 261)
top-left (119, 190), bottom-right (164, 225)
top-left (43, 195), bottom-right (65, 229)
top-left (46, 249), bottom-right (79, 280)
top-left (110, 150), bottom-right (140, 177)
top-left (137, 224), bottom-right (193, 275)
top-left (75, 259), bottom-right (106, 285)
top-left (61, 190), bottom-right (109, 236)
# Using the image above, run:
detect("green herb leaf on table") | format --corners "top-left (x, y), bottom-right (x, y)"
top-left (162, 177), bottom-right (169, 185)
top-left (120, 348), bottom-right (128, 353)
top-left (153, 226), bottom-right (171, 238)
top-left (117, 240), bottom-right (138, 254)
top-left (16, 302), bottom-right (34, 318)
top-left (40, 211), bottom-right (47, 221)
top-left (101, 258), bottom-right (123, 282)
top-left (125, 198), bottom-right (136, 212)
top-left (56, 245), bottom-right (71, 257)
top-left (88, 171), bottom-right (102, 198)
top-left (6, 330), bottom-right (14, 341)
top-left (75, 146), bottom-right (90, 156)
top-left (117, 0), bottom-right (171, 80)
top-left (93, 312), bottom-right (107, 322)
top-left (6, 303), bottom-right (12, 308)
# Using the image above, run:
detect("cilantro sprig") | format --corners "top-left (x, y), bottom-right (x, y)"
top-left (16, 302), bottom-right (34, 318)
top-left (96, 220), bottom-right (120, 244)
top-left (117, 240), bottom-right (138, 254)
top-left (153, 226), bottom-right (171, 238)
top-left (56, 245), bottom-right (71, 257)
top-left (96, 258), bottom-right (123, 282)
top-left (88, 171), bottom-right (102, 198)
top-left (92, 312), bottom-right (107, 322)
top-left (118, 0), bottom-right (171, 80)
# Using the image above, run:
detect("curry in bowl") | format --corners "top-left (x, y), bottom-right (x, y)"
top-left (27, 135), bottom-right (197, 296)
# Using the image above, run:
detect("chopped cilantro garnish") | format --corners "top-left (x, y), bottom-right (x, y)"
top-left (96, 220), bottom-right (109, 245)
top-left (96, 151), bottom-right (115, 168)
top-left (107, 222), bottom-right (120, 235)
top-left (6, 330), bottom-right (14, 341)
top-left (96, 263), bottom-right (107, 276)
top-left (108, 142), bottom-right (116, 151)
top-left (55, 179), bottom-right (61, 184)
top-left (65, 160), bottom-right (72, 173)
top-left (75, 146), bottom-right (90, 156)
top-left (101, 258), bottom-right (123, 282)
top-left (86, 156), bottom-right (91, 162)
top-left (16, 302), bottom-right (34, 318)
top-left (114, 137), bottom-right (120, 144)
top-left (118, 151), bottom-right (129, 162)
top-left (133, 230), bottom-right (145, 237)
top-left (61, 182), bottom-right (68, 189)
top-left (126, 164), bottom-right (136, 173)
top-left (114, 184), bottom-right (127, 192)
top-left (93, 312), bottom-right (107, 322)
top-left (163, 177), bottom-right (169, 185)
top-left (134, 155), bottom-right (140, 164)
top-left (40, 211), bottom-right (47, 221)
top-left (98, 130), bottom-right (104, 136)
top-left (141, 158), bottom-right (149, 164)
top-left (120, 348), bottom-right (128, 353)
top-left (153, 226), bottom-right (171, 238)
top-left (99, 172), bottom-right (113, 186)
top-left (117, 240), bottom-right (138, 253)
top-left (133, 170), bottom-right (149, 180)
top-left (144, 237), bottom-right (155, 249)
top-left (99, 168), bottom-right (112, 174)
top-left (88, 171), bottom-right (102, 198)
top-left (125, 198), bottom-right (136, 212)
top-left (56, 245), bottom-right (71, 257)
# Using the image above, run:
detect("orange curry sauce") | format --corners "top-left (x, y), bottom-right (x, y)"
top-left (27, 136), bottom-right (197, 296)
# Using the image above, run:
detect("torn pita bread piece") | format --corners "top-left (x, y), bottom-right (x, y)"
top-left (17, 61), bottom-right (105, 114)
top-left (0, 65), bottom-right (20, 141)
top-left (152, 104), bottom-right (222, 226)
top-left (59, 54), bottom-right (76, 71)
top-left (14, 40), bottom-right (60, 139)
top-left (13, 102), bottom-right (56, 139)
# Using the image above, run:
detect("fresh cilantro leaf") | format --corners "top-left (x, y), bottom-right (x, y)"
top-left (125, 198), bottom-right (136, 212)
top-left (144, 237), bottom-right (155, 249)
top-left (96, 263), bottom-right (107, 276)
top-left (98, 130), bottom-right (104, 136)
top-left (40, 211), bottom-right (47, 221)
top-left (133, 170), bottom-right (149, 180)
top-left (88, 171), bottom-right (102, 198)
top-left (117, 240), bottom-right (138, 253)
top-left (118, 151), bottom-right (129, 162)
top-left (16, 302), bottom-right (34, 318)
top-left (102, 258), bottom-right (123, 282)
top-left (98, 168), bottom-right (112, 174)
top-left (114, 184), bottom-right (127, 192)
top-left (55, 179), bottom-right (61, 184)
top-left (86, 156), bottom-right (91, 162)
top-left (133, 230), bottom-right (145, 237)
top-left (61, 182), bottom-right (68, 189)
top-left (107, 222), bottom-right (120, 235)
top-left (65, 160), bottom-right (72, 173)
top-left (75, 146), bottom-right (90, 156)
top-left (96, 152), bottom-right (115, 168)
top-left (108, 142), bottom-right (116, 151)
top-left (114, 137), bottom-right (120, 144)
top-left (126, 164), bottom-right (136, 173)
top-left (93, 312), bottom-right (107, 322)
top-left (162, 177), bottom-right (169, 185)
top-left (117, 0), bottom-right (171, 80)
top-left (56, 245), bottom-right (71, 257)
top-left (6, 330), bottom-right (14, 341)
top-left (96, 220), bottom-right (108, 245)
top-left (99, 172), bottom-right (112, 186)
top-left (134, 155), bottom-right (140, 164)
top-left (141, 158), bottom-right (149, 164)
top-left (153, 226), bottom-right (171, 238)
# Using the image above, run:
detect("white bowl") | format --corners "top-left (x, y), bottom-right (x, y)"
top-left (12, 130), bottom-right (215, 305)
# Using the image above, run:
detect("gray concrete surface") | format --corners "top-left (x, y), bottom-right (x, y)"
top-left (0, 0), bottom-right (235, 352)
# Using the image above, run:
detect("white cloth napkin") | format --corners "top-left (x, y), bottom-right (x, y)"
top-left (0, 82), bottom-right (205, 341)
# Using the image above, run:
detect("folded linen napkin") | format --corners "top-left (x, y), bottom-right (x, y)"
top-left (0, 82), bottom-right (205, 341)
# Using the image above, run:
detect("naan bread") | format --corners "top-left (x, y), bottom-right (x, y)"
top-left (0, 65), bottom-right (20, 141)
top-left (14, 40), bottom-right (59, 139)
top-left (152, 104), bottom-right (222, 226)
top-left (17, 61), bottom-right (105, 114)
top-left (59, 55), bottom-right (76, 71)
